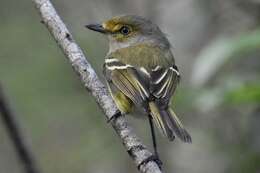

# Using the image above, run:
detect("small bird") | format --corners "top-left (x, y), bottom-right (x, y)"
top-left (85, 15), bottom-right (191, 160)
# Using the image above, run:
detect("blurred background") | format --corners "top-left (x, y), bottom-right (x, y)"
top-left (0, 0), bottom-right (260, 173)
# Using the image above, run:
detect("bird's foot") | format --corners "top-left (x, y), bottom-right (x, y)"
top-left (138, 154), bottom-right (163, 170)
top-left (107, 111), bottom-right (122, 123)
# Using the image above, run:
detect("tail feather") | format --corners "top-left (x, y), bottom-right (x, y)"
top-left (149, 102), bottom-right (175, 141)
top-left (167, 109), bottom-right (192, 143)
top-left (149, 102), bottom-right (192, 143)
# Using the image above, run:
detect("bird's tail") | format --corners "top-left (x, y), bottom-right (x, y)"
top-left (148, 101), bottom-right (192, 143)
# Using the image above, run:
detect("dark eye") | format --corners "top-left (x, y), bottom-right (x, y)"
top-left (120, 26), bottom-right (130, 35)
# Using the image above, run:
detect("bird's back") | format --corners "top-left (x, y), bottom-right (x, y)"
top-left (106, 43), bottom-right (175, 71)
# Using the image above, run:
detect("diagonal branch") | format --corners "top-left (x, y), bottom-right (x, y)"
top-left (0, 84), bottom-right (41, 173)
top-left (32, 0), bottom-right (163, 172)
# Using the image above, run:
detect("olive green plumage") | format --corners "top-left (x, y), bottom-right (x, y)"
top-left (86, 15), bottom-right (191, 143)
top-left (107, 43), bottom-right (174, 69)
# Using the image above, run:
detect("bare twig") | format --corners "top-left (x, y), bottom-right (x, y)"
top-left (0, 84), bottom-right (41, 173)
top-left (32, 0), bottom-right (163, 172)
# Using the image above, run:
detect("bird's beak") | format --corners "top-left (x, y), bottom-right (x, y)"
top-left (85, 23), bottom-right (107, 34)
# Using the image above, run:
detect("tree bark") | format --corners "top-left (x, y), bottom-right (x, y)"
top-left (32, 0), bottom-right (163, 172)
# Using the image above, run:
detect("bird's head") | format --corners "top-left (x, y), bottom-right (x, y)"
top-left (85, 15), bottom-right (170, 53)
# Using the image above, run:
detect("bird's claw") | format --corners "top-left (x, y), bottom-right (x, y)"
top-left (138, 154), bottom-right (163, 170)
top-left (107, 111), bottom-right (122, 123)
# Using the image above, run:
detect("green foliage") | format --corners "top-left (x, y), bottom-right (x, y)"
top-left (237, 152), bottom-right (260, 173)
top-left (224, 83), bottom-right (260, 104)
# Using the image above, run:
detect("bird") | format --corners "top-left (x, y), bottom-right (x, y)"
top-left (85, 15), bottom-right (191, 161)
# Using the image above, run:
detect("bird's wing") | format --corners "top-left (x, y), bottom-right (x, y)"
top-left (103, 58), bottom-right (150, 109)
top-left (104, 58), bottom-right (180, 106)
top-left (148, 65), bottom-right (190, 142)
top-left (104, 58), bottom-right (188, 142)
top-left (150, 65), bottom-right (180, 105)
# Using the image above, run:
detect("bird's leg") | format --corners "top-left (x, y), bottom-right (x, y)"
top-left (148, 114), bottom-right (162, 167)
top-left (137, 114), bottom-right (163, 170)
top-left (148, 114), bottom-right (158, 156)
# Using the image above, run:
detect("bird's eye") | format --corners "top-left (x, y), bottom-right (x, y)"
top-left (120, 26), bottom-right (130, 35)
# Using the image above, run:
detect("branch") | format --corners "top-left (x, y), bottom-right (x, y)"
top-left (32, 0), bottom-right (162, 172)
top-left (0, 84), bottom-right (41, 173)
